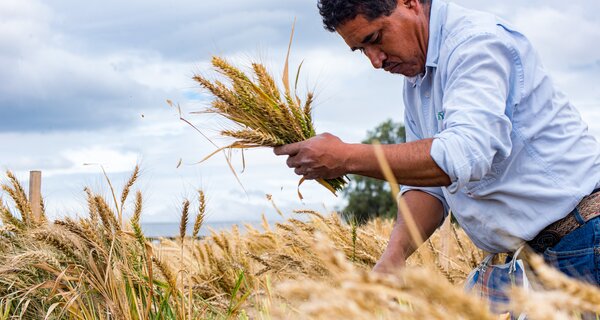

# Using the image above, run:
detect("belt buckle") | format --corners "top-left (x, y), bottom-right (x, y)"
top-left (529, 229), bottom-right (561, 253)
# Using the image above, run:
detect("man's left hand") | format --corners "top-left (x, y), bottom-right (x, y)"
top-left (273, 133), bottom-right (350, 180)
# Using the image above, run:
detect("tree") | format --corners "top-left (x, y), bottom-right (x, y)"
top-left (340, 119), bottom-right (406, 224)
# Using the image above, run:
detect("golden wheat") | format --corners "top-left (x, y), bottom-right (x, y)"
top-left (193, 52), bottom-right (348, 196)
top-left (1, 169), bottom-right (599, 319)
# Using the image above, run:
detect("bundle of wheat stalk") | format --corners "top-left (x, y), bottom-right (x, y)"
top-left (192, 30), bottom-right (347, 197)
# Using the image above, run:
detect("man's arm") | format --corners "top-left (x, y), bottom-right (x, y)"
top-left (273, 133), bottom-right (451, 187)
top-left (373, 189), bottom-right (444, 274)
top-left (346, 138), bottom-right (450, 186)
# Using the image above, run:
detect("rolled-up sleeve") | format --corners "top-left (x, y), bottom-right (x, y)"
top-left (431, 33), bottom-right (514, 193)
top-left (400, 110), bottom-right (450, 219)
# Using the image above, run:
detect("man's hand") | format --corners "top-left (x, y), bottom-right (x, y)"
top-left (372, 253), bottom-right (406, 275)
top-left (273, 133), bottom-right (349, 180)
top-left (372, 191), bottom-right (444, 274)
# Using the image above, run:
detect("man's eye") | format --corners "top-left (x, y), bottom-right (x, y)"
top-left (373, 33), bottom-right (382, 44)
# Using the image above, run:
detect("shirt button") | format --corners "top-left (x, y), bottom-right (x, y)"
top-left (424, 91), bottom-right (430, 98)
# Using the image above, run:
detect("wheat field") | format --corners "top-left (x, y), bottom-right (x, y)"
top-left (1, 167), bottom-right (599, 319)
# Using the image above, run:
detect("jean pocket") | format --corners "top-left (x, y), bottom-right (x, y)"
top-left (544, 247), bottom-right (597, 283)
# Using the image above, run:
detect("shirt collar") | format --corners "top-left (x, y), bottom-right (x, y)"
top-left (425, 0), bottom-right (447, 68)
top-left (406, 76), bottom-right (418, 87)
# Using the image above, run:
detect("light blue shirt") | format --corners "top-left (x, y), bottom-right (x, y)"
top-left (400, 0), bottom-right (600, 252)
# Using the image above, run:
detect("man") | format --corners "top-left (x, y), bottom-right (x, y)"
top-left (274, 0), bottom-right (600, 283)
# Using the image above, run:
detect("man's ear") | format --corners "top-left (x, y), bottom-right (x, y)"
top-left (404, 0), bottom-right (425, 13)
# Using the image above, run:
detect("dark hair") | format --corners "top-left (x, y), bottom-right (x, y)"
top-left (317, 0), bottom-right (428, 32)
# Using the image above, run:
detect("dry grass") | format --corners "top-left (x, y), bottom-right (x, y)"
top-left (1, 168), bottom-right (599, 319)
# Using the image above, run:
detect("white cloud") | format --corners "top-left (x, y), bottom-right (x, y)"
top-left (1, 0), bottom-right (598, 226)
top-left (60, 147), bottom-right (139, 174)
top-left (0, 0), bottom-right (190, 132)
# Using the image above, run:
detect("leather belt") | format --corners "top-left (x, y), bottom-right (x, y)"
top-left (528, 189), bottom-right (600, 253)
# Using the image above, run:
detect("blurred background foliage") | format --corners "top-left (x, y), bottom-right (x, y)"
top-left (341, 119), bottom-right (406, 224)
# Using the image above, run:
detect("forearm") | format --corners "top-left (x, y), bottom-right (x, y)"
top-left (345, 138), bottom-right (451, 187)
top-left (378, 190), bottom-right (444, 265)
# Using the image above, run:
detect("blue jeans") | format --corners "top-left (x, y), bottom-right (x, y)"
top-left (543, 215), bottom-right (600, 285)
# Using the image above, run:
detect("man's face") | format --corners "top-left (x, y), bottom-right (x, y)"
top-left (336, 0), bottom-right (429, 77)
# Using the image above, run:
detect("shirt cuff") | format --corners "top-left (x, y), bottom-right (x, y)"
top-left (430, 134), bottom-right (478, 194)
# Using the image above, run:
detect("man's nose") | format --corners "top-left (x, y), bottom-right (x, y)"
top-left (364, 47), bottom-right (386, 69)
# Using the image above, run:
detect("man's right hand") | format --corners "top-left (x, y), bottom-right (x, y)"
top-left (372, 255), bottom-right (405, 275)
top-left (273, 132), bottom-right (350, 180)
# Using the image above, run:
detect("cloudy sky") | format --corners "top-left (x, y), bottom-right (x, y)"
top-left (1, 0), bottom-right (598, 224)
